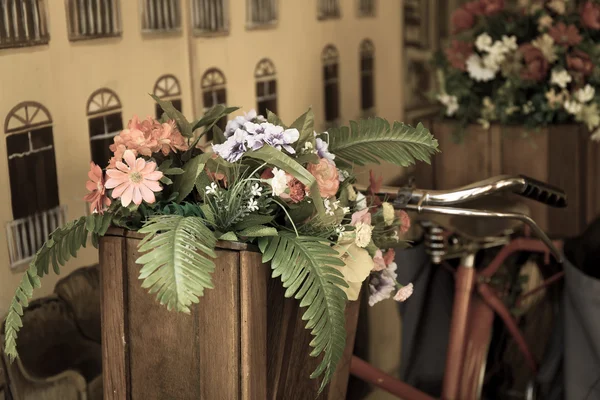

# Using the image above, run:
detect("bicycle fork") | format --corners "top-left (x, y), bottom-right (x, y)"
top-left (442, 253), bottom-right (476, 400)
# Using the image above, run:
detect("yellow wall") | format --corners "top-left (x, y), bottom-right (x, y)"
top-left (0, 0), bottom-right (404, 317)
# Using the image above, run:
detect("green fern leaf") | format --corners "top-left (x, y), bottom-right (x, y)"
top-left (136, 215), bottom-right (217, 313)
top-left (3, 217), bottom-right (90, 361)
top-left (324, 118), bottom-right (439, 167)
top-left (262, 233), bottom-right (348, 393)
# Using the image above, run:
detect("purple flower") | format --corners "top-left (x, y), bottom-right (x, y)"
top-left (262, 123), bottom-right (300, 154)
top-left (368, 262), bottom-right (398, 306)
top-left (224, 110), bottom-right (266, 138)
top-left (315, 138), bottom-right (335, 162)
top-left (212, 129), bottom-right (248, 162)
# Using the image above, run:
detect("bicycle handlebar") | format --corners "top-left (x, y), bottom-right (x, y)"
top-left (393, 175), bottom-right (567, 209)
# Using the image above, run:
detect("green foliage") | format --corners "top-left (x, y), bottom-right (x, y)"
top-left (233, 214), bottom-right (275, 231)
top-left (151, 94), bottom-right (193, 137)
top-left (323, 118), bottom-right (439, 168)
top-left (291, 108), bottom-right (315, 151)
top-left (248, 146), bottom-right (326, 216)
top-left (4, 217), bottom-right (92, 361)
top-left (267, 110), bottom-right (286, 127)
top-left (173, 153), bottom-right (213, 203)
top-left (237, 225), bottom-right (278, 238)
top-left (136, 215), bottom-right (217, 313)
top-left (261, 233), bottom-right (348, 393)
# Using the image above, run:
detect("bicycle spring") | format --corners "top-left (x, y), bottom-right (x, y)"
top-left (422, 221), bottom-right (446, 264)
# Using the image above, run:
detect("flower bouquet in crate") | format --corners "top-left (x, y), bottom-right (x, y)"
top-left (3, 96), bottom-right (438, 391)
top-left (435, 0), bottom-right (600, 138)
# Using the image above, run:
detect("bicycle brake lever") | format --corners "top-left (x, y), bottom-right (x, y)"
top-left (404, 204), bottom-right (563, 263)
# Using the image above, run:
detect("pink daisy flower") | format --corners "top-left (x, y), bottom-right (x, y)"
top-left (105, 150), bottom-right (163, 207)
top-left (394, 283), bottom-right (414, 302)
top-left (83, 162), bottom-right (111, 214)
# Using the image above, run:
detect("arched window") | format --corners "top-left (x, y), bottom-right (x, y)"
top-left (87, 88), bottom-right (123, 167)
top-left (0, 0), bottom-right (50, 49)
top-left (201, 68), bottom-right (227, 140)
top-left (5, 102), bottom-right (63, 268)
top-left (322, 45), bottom-right (340, 123)
top-left (154, 74), bottom-right (182, 118)
top-left (360, 39), bottom-right (375, 113)
top-left (255, 59), bottom-right (277, 117)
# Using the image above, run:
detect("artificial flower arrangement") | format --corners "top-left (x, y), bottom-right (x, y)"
top-left (3, 96), bottom-right (438, 391)
top-left (435, 0), bottom-right (600, 138)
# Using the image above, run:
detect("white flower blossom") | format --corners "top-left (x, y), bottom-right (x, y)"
top-left (437, 94), bottom-right (459, 116)
top-left (247, 198), bottom-right (259, 212)
top-left (354, 222), bottom-right (373, 248)
top-left (332, 200), bottom-right (340, 210)
top-left (501, 35), bottom-right (518, 51)
top-left (551, 69), bottom-right (572, 89)
top-left (475, 33), bottom-right (493, 52)
top-left (575, 85), bottom-right (595, 103)
top-left (355, 192), bottom-right (367, 211)
top-left (342, 206), bottom-right (350, 214)
top-left (591, 128), bottom-right (600, 142)
top-left (564, 100), bottom-right (583, 115)
top-left (205, 182), bottom-right (218, 195)
top-left (335, 225), bottom-right (346, 239)
top-left (394, 283), bottom-right (414, 302)
top-left (250, 183), bottom-right (263, 197)
top-left (466, 54), bottom-right (497, 82)
top-left (522, 101), bottom-right (534, 115)
top-left (324, 198), bottom-right (335, 216)
top-left (270, 168), bottom-right (288, 196)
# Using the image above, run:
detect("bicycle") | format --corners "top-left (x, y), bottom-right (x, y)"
top-left (351, 175), bottom-right (567, 400)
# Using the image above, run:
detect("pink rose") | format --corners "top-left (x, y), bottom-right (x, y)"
top-left (307, 158), bottom-right (339, 198)
top-left (383, 248), bottom-right (396, 266)
top-left (581, 1), bottom-right (600, 30)
top-left (351, 208), bottom-right (372, 226)
top-left (373, 250), bottom-right (386, 272)
top-left (480, 0), bottom-right (504, 15)
top-left (280, 176), bottom-right (306, 203)
top-left (397, 210), bottom-right (411, 234)
top-left (451, 7), bottom-right (475, 33)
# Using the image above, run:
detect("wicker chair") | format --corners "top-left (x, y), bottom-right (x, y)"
top-left (1, 265), bottom-right (102, 400)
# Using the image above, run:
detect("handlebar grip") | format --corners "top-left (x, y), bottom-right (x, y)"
top-left (517, 175), bottom-right (567, 208)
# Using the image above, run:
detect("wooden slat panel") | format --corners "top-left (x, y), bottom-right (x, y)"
top-left (547, 127), bottom-right (585, 237)
top-left (433, 122), bottom-right (498, 189)
top-left (197, 249), bottom-right (241, 399)
top-left (501, 129), bottom-right (549, 231)
top-left (240, 251), bottom-right (269, 400)
top-left (126, 237), bottom-right (201, 400)
top-left (100, 235), bottom-right (128, 400)
top-left (586, 141), bottom-right (600, 225)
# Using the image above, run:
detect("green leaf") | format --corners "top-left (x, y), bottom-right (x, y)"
top-left (295, 153), bottom-right (320, 165)
top-left (237, 225), bottom-right (278, 238)
top-left (247, 146), bottom-right (326, 216)
top-left (173, 153), bottom-right (212, 203)
top-left (219, 232), bottom-right (238, 241)
top-left (291, 108), bottom-right (315, 151)
top-left (233, 214), bottom-right (275, 231)
top-left (136, 215), bottom-right (217, 313)
top-left (261, 233), bottom-right (348, 393)
top-left (212, 125), bottom-right (226, 145)
top-left (4, 217), bottom-right (90, 361)
top-left (192, 105), bottom-right (239, 132)
top-left (151, 94), bottom-right (193, 137)
top-left (323, 119), bottom-right (439, 167)
top-left (160, 176), bottom-right (173, 185)
top-left (267, 110), bottom-right (286, 127)
top-left (163, 168), bottom-right (184, 175)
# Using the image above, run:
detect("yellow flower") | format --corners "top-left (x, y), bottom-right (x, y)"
top-left (547, 0), bottom-right (565, 15)
top-left (532, 34), bottom-right (557, 63)
top-left (347, 185), bottom-right (357, 201)
top-left (538, 15), bottom-right (553, 31)
top-left (333, 243), bottom-right (374, 301)
top-left (382, 202), bottom-right (394, 226)
top-left (354, 222), bottom-right (373, 248)
top-left (578, 103), bottom-right (600, 131)
top-left (545, 88), bottom-right (567, 109)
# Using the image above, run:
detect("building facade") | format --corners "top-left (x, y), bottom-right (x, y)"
top-left (0, 0), bottom-right (404, 315)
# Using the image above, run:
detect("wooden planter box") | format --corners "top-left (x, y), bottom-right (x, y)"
top-left (99, 228), bottom-right (360, 400)
top-left (415, 121), bottom-right (597, 237)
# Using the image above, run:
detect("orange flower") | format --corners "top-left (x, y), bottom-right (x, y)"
top-left (153, 120), bottom-right (189, 156)
top-left (307, 158), bottom-right (339, 197)
top-left (83, 162), bottom-right (111, 214)
top-left (548, 23), bottom-right (582, 47)
top-left (105, 150), bottom-right (163, 207)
